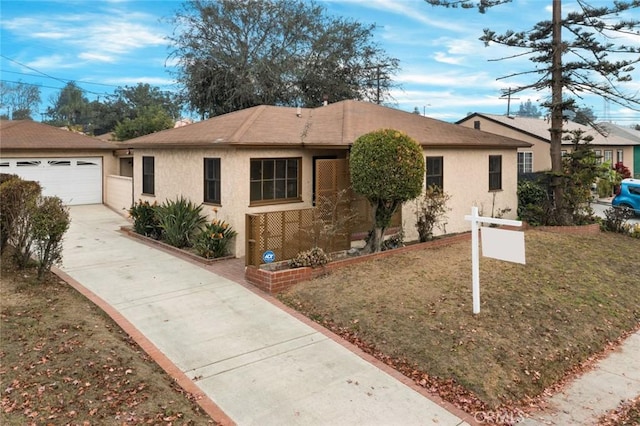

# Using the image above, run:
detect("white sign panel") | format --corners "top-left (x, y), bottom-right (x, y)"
top-left (480, 227), bottom-right (526, 264)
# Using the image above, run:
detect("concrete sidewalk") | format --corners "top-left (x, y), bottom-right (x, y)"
top-left (520, 332), bottom-right (640, 425)
top-left (59, 205), bottom-right (470, 426)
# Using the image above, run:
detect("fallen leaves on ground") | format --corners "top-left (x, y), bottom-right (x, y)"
top-left (0, 250), bottom-right (216, 425)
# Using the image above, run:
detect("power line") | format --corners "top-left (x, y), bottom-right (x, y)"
top-left (0, 69), bottom-right (120, 88)
top-left (0, 79), bottom-right (111, 97)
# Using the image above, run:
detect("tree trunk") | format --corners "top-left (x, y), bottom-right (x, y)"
top-left (550, 0), bottom-right (568, 224)
top-left (363, 201), bottom-right (385, 253)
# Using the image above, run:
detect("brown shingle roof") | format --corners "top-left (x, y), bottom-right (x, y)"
top-left (0, 120), bottom-right (117, 150)
top-left (124, 100), bottom-right (531, 149)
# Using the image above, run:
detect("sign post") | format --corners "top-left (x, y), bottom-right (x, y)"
top-left (464, 207), bottom-right (524, 314)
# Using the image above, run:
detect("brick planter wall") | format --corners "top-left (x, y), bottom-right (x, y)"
top-left (245, 232), bottom-right (472, 294)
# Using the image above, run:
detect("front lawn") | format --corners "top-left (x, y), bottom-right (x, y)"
top-left (280, 230), bottom-right (640, 411)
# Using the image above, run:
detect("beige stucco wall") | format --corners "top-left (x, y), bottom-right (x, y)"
top-left (106, 175), bottom-right (133, 216)
top-left (132, 147), bottom-right (346, 257)
top-left (459, 118), bottom-right (637, 176)
top-left (132, 146), bottom-right (519, 258)
top-left (459, 117), bottom-right (551, 172)
top-left (0, 150), bottom-right (118, 204)
top-left (402, 148), bottom-right (519, 243)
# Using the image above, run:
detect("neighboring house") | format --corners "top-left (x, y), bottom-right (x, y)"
top-left (596, 123), bottom-right (640, 178)
top-left (0, 120), bottom-right (122, 207)
top-left (124, 100), bottom-right (531, 258)
top-left (457, 113), bottom-right (639, 177)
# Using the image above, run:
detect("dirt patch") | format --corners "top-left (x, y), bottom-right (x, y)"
top-left (280, 230), bottom-right (640, 413)
top-left (0, 249), bottom-right (217, 425)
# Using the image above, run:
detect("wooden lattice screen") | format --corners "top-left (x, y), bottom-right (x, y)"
top-left (245, 158), bottom-right (402, 266)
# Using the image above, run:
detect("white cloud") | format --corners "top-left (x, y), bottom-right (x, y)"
top-left (398, 71), bottom-right (507, 91)
top-left (333, 0), bottom-right (470, 33)
top-left (433, 52), bottom-right (464, 65)
top-left (101, 76), bottom-right (176, 87)
top-left (26, 55), bottom-right (76, 70)
top-left (78, 52), bottom-right (116, 63)
top-left (1, 9), bottom-right (167, 68)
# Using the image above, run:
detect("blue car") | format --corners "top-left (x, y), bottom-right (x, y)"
top-left (612, 178), bottom-right (640, 216)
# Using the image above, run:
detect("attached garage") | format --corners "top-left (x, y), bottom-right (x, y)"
top-left (1, 157), bottom-right (103, 205)
top-left (0, 120), bottom-right (119, 206)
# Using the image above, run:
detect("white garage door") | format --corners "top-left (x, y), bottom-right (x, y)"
top-left (0, 157), bottom-right (102, 205)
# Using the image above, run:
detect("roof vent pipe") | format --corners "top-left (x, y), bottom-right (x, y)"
top-left (296, 106), bottom-right (302, 117)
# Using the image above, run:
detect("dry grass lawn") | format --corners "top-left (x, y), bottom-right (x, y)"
top-left (281, 230), bottom-right (640, 410)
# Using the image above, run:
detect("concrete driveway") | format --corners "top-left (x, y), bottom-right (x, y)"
top-left (60, 205), bottom-right (470, 426)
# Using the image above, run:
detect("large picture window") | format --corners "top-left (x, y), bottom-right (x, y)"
top-left (204, 158), bottom-right (221, 204)
top-left (489, 155), bottom-right (502, 191)
top-left (250, 158), bottom-right (300, 203)
top-left (426, 156), bottom-right (443, 189)
top-left (517, 152), bottom-right (533, 174)
top-left (142, 156), bottom-right (154, 195)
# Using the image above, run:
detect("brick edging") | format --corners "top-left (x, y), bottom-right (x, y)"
top-left (119, 226), bottom-right (234, 265)
top-left (51, 266), bottom-right (236, 426)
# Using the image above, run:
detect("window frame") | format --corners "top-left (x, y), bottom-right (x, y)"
top-left (517, 151), bottom-right (533, 174)
top-left (426, 156), bottom-right (444, 189)
top-left (616, 149), bottom-right (624, 164)
top-left (142, 156), bottom-right (155, 195)
top-left (488, 155), bottom-right (502, 191)
top-left (249, 157), bottom-right (301, 205)
top-left (594, 149), bottom-right (602, 164)
top-left (204, 157), bottom-right (221, 205)
top-left (604, 150), bottom-right (613, 164)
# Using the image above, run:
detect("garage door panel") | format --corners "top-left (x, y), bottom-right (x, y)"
top-left (1, 157), bottom-right (102, 205)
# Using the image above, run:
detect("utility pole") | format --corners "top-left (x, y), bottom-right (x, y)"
top-left (500, 87), bottom-right (520, 116)
top-left (364, 64), bottom-right (389, 105)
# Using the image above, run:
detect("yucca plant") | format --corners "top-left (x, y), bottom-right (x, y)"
top-left (155, 197), bottom-right (206, 248)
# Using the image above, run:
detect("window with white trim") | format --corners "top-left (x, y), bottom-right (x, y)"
top-left (517, 152), bottom-right (533, 174)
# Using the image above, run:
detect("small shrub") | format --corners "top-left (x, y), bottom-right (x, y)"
top-left (194, 218), bottom-right (237, 259)
top-left (30, 196), bottom-right (70, 281)
top-left (129, 200), bottom-right (161, 239)
top-left (629, 224), bottom-right (640, 239)
top-left (596, 178), bottom-right (613, 198)
top-left (0, 178), bottom-right (42, 266)
top-left (0, 174), bottom-right (21, 251)
top-left (155, 197), bottom-right (206, 248)
top-left (289, 247), bottom-right (329, 268)
top-left (517, 180), bottom-right (548, 226)
top-left (414, 186), bottom-right (451, 242)
top-left (602, 206), bottom-right (634, 233)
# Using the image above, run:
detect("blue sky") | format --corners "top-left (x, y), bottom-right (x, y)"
top-left (1, 0), bottom-right (639, 124)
